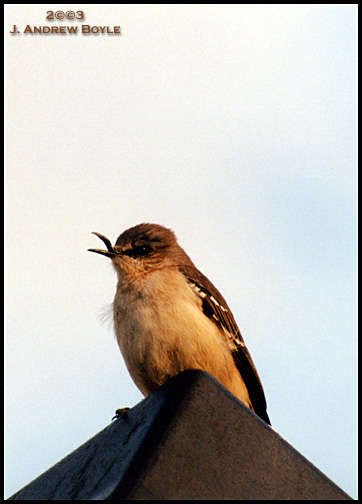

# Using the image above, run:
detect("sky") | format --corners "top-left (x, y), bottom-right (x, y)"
top-left (5, 4), bottom-right (357, 499)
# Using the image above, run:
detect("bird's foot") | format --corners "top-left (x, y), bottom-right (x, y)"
top-left (112, 407), bottom-right (130, 421)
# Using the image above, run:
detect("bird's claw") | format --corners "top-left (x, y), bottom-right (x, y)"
top-left (112, 407), bottom-right (130, 421)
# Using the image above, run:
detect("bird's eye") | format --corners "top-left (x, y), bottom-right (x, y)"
top-left (123, 244), bottom-right (153, 258)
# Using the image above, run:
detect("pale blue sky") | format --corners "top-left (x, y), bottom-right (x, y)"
top-left (5, 4), bottom-right (357, 499)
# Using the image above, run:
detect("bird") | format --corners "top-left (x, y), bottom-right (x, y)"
top-left (89, 223), bottom-right (270, 425)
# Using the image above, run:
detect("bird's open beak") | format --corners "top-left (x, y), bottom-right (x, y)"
top-left (88, 232), bottom-right (119, 258)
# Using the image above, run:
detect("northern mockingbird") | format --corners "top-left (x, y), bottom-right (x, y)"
top-left (89, 223), bottom-right (270, 425)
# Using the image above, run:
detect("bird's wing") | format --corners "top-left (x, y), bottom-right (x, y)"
top-left (179, 265), bottom-right (270, 425)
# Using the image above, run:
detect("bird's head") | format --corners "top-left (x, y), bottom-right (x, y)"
top-left (88, 223), bottom-right (188, 279)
